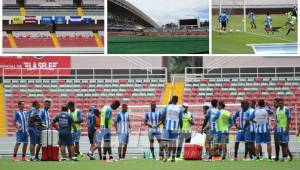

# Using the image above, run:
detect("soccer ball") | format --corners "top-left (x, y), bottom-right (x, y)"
top-left (230, 29), bottom-right (233, 32)
top-left (236, 29), bottom-right (240, 32)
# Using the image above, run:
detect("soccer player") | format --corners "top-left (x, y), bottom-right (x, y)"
top-left (232, 100), bottom-right (248, 161)
top-left (68, 101), bottom-right (83, 159)
top-left (245, 100), bottom-right (256, 160)
top-left (212, 101), bottom-right (233, 161)
top-left (40, 100), bottom-right (51, 130)
top-left (144, 102), bottom-right (163, 160)
top-left (218, 11), bottom-right (229, 32)
top-left (286, 12), bottom-right (297, 35)
top-left (86, 106), bottom-right (97, 160)
top-left (12, 101), bottom-right (28, 162)
top-left (27, 100), bottom-right (43, 161)
top-left (249, 12), bottom-right (256, 29)
top-left (265, 13), bottom-right (272, 34)
top-left (114, 104), bottom-right (131, 160)
top-left (176, 103), bottom-right (194, 158)
top-left (250, 99), bottom-right (273, 160)
top-left (100, 100), bottom-right (120, 161)
top-left (161, 96), bottom-right (182, 162)
top-left (52, 105), bottom-right (77, 161)
top-left (202, 105), bottom-right (210, 160)
top-left (275, 98), bottom-right (293, 162)
top-left (201, 99), bottom-right (219, 161)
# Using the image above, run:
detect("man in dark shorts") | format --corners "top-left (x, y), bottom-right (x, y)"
top-left (52, 105), bottom-right (77, 161)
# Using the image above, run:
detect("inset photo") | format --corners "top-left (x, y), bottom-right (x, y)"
top-left (108, 0), bottom-right (209, 54)
top-left (212, 0), bottom-right (298, 54)
top-left (2, 0), bottom-right (104, 54)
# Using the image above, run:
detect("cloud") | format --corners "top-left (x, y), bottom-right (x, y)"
top-left (126, 0), bottom-right (209, 26)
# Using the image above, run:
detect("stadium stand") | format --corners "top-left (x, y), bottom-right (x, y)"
top-left (3, 0), bottom-right (104, 53)
top-left (13, 31), bottom-right (54, 48)
top-left (2, 68), bottom-right (167, 136)
top-left (0, 84), bottom-right (7, 136)
top-left (2, 32), bottom-right (12, 48)
top-left (183, 67), bottom-right (300, 134)
top-left (56, 31), bottom-right (99, 47)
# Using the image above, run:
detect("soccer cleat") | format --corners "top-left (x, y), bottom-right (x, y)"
top-left (230, 157), bottom-right (237, 161)
top-left (288, 155), bottom-right (293, 161)
top-left (87, 152), bottom-right (95, 160)
top-left (21, 157), bottom-right (28, 162)
top-left (156, 156), bottom-right (163, 161)
top-left (171, 158), bottom-right (175, 162)
top-left (109, 156), bottom-right (113, 160)
top-left (29, 157), bottom-right (36, 161)
top-left (11, 157), bottom-right (17, 162)
top-left (163, 157), bottom-right (168, 162)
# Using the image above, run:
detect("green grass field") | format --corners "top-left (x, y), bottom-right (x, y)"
top-left (212, 14), bottom-right (297, 54)
top-left (108, 36), bottom-right (209, 54)
top-left (0, 158), bottom-right (299, 170)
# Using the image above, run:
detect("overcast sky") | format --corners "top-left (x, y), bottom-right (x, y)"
top-left (126, 0), bottom-right (209, 25)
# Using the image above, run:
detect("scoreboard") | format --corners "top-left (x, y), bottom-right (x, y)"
top-left (179, 19), bottom-right (200, 29)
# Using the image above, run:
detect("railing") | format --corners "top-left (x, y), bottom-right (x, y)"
top-left (185, 66), bottom-right (300, 81)
top-left (2, 67), bottom-right (168, 82)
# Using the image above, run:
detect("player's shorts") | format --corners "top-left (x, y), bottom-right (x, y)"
top-left (118, 133), bottom-right (129, 145)
top-left (245, 130), bottom-right (255, 142)
top-left (148, 130), bottom-right (161, 140)
top-left (255, 132), bottom-right (271, 144)
top-left (265, 24), bottom-right (271, 31)
top-left (213, 131), bottom-right (229, 144)
top-left (221, 21), bottom-right (227, 28)
top-left (178, 132), bottom-right (192, 143)
top-left (274, 129), bottom-right (289, 143)
top-left (58, 131), bottom-right (73, 146)
top-left (16, 131), bottom-right (28, 144)
top-left (100, 128), bottom-right (111, 141)
top-left (235, 130), bottom-right (245, 142)
top-left (162, 129), bottom-right (178, 141)
top-left (209, 130), bottom-right (217, 143)
top-left (28, 127), bottom-right (41, 145)
top-left (72, 130), bottom-right (81, 143)
top-left (88, 130), bottom-right (96, 145)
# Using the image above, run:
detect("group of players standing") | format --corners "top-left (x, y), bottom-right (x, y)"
top-left (201, 98), bottom-right (294, 162)
top-left (11, 95), bottom-right (299, 162)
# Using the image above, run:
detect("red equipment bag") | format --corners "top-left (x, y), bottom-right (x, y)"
top-left (183, 144), bottom-right (202, 160)
top-left (42, 146), bottom-right (59, 161)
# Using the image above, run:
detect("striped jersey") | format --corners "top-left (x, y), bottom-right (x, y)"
top-left (115, 112), bottom-right (130, 134)
top-left (245, 108), bottom-right (255, 132)
top-left (40, 107), bottom-right (50, 129)
top-left (162, 104), bottom-right (182, 131)
top-left (233, 108), bottom-right (247, 130)
top-left (205, 107), bottom-right (220, 133)
top-left (145, 111), bottom-right (161, 133)
top-left (13, 110), bottom-right (28, 133)
top-left (251, 107), bottom-right (273, 133)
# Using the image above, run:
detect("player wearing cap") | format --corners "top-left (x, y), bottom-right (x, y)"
top-left (176, 103), bottom-right (194, 158)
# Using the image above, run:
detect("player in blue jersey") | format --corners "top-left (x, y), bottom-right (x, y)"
top-left (264, 13), bottom-right (282, 34)
top-left (27, 100), bottom-right (43, 161)
top-left (248, 12), bottom-right (256, 29)
top-left (232, 100), bottom-right (248, 160)
top-left (114, 104), bottom-right (131, 160)
top-left (201, 99), bottom-right (219, 161)
top-left (244, 100), bottom-right (256, 160)
top-left (86, 106), bottom-right (98, 160)
top-left (161, 96), bottom-right (183, 162)
top-left (40, 100), bottom-right (51, 130)
top-left (250, 99), bottom-right (273, 160)
top-left (12, 101), bottom-right (28, 162)
top-left (52, 105), bottom-right (77, 161)
top-left (144, 102), bottom-right (163, 160)
top-left (218, 11), bottom-right (229, 32)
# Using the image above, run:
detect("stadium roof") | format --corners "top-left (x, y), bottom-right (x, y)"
top-left (109, 0), bottom-right (159, 28)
